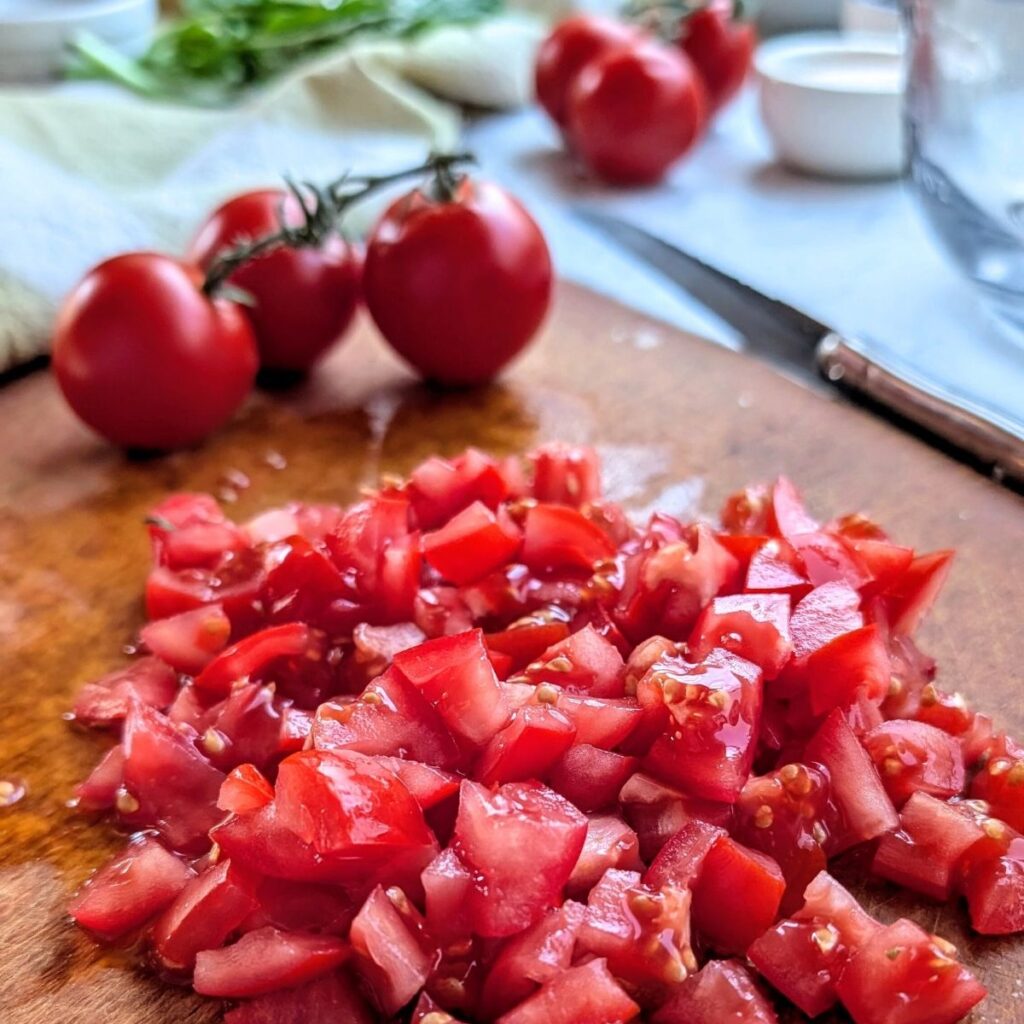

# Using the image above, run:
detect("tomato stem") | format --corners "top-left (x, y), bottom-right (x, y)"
top-left (623, 0), bottom-right (749, 39)
top-left (201, 151), bottom-right (475, 297)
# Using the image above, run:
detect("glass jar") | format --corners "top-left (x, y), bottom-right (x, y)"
top-left (904, 0), bottom-right (1024, 338)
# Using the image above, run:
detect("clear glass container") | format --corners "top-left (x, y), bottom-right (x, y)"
top-left (903, 0), bottom-right (1024, 338)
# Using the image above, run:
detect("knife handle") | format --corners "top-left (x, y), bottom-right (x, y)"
top-left (815, 333), bottom-right (1024, 486)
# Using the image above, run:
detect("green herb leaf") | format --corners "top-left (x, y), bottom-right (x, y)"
top-left (68, 0), bottom-right (502, 104)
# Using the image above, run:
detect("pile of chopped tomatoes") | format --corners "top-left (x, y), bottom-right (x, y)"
top-left (68, 443), bottom-right (1021, 1023)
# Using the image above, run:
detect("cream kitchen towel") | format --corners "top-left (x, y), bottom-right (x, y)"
top-left (0, 11), bottom-right (547, 372)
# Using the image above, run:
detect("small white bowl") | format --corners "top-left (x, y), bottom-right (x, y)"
top-left (756, 31), bottom-right (905, 179)
top-left (0, 0), bottom-right (157, 84)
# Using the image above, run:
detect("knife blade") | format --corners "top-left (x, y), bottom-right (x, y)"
top-left (576, 208), bottom-right (1024, 487)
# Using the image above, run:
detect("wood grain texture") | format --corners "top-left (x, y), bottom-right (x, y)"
top-left (1, 282), bottom-right (1021, 1023)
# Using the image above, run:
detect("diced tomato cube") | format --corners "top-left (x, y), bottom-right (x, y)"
top-left (804, 709), bottom-right (898, 851)
top-left (350, 886), bottom-right (433, 1015)
top-left (578, 868), bottom-right (695, 1004)
top-left (278, 704), bottom-right (313, 753)
top-left (475, 704), bottom-right (576, 785)
top-left (140, 605), bottom-right (231, 676)
top-left (644, 818), bottom-right (725, 891)
top-left (393, 629), bottom-right (512, 746)
top-left (798, 624), bottom-right (890, 715)
top-left (835, 918), bottom-right (985, 1024)
top-left (69, 836), bottom-right (194, 941)
top-left (621, 522), bottom-right (740, 640)
top-left (453, 780), bottom-right (587, 937)
top-left (872, 793), bottom-right (988, 901)
top-left (260, 535), bottom-right (361, 634)
top-left (524, 624), bottom-right (626, 697)
top-left (224, 971), bottom-right (375, 1024)
top-left (145, 548), bottom-right (266, 636)
top-left (74, 744), bottom-right (125, 811)
top-left (120, 701), bottom-right (225, 854)
top-left (748, 871), bottom-right (880, 1017)
top-left (652, 959), bottom-right (777, 1024)
top-left (529, 441), bottom-right (602, 506)
top-left (769, 476), bottom-right (819, 538)
top-left (749, 918), bottom-right (843, 1016)
top-left (720, 483), bottom-right (773, 535)
top-left (147, 493), bottom-right (247, 569)
top-left (373, 756), bottom-right (460, 809)
top-left (637, 648), bottom-right (763, 803)
top-left (970, 734), bottom-right (1024, 832)
top-left (547, 745), bottom-right (638, 813)
top-left (963, 830), bottom-right (1024, 935)
top-left (495, 958), bottom-right (639, 1024)
top-left (73, 657), bottom-right (179, 727)
top-left (619, 774), bottom-right (733, 861)
top-left (195, 622), bottom-right (325, 698)
top-left (485, 615), bottom-right (571, 673)
top-left (744, 538), bottom-right (810, 595)
top-left (552, 692), bottom-right (643, 749)
top-left (847, 537), bottom-right (915, 592)
top-left (152, 859), bottom-right (258, 969)
top-left (788, 580), bottom-right (863, 660)
top-left (311, 668), bottom-right (461, 769)
top-left (689, 593), bottom-right (793, 679)
top-left (690, 836), bottom-right (785, 956)
top-left (421, 848), bottom-right (475, 945)
top-left (520, 503), bottom-right (616, 573)
top-left (883, 550), bottom-right (954, 637)
top-left (790, 530), bottom-right (871, 589)
top-left (203, 682), bottom-right (282, 772)
top-left (479, 901), bottom-right (585, 1017)
top-left (193, 926), bottom-right (350, 998)
top-left (352, 621), bottom-right (427, 680)
top-left (567, 814), bottom-right (644, 896)
top-left (243, 877), bottom-right (356, 936)
top-left (863, 719), bottom-right (966, 807)
top-left (422, 501), bottom-right (523, 585)
top-left (735, 763), bottom-right (835, 913)
top-left (275, 749), bottom-right (432, 858)
top-left (407, 448), bottom-right (510, 529)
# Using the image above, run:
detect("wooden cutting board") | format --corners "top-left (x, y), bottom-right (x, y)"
top-left (1, 282), bottom-right (1022, 1024)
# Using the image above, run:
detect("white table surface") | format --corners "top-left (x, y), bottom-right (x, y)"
top-left (466, 89), bottom-right (1024, 429)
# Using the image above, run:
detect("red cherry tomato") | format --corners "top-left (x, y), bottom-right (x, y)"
top-left (189, 190), bottom-right (362, 371)
top-left (567, 41), bottom-right (707, 185)
top-left (363, 178), bottom-right (552, 386)
top-left (52, 253), bottom-right (258, 450)
top-left (679, 0), bottom-right (757, 115)
top-left (534, 15), bottom-right (645, 127)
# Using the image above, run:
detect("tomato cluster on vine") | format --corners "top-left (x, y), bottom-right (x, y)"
top-left (52, 155), bottom-right (553, 451)
top-left (535, 1), bottom-right (756, 184)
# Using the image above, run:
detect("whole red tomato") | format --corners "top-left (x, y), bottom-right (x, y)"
top-left (679, 0), bottom-right (756, 114)
top-left (190, 190), bottom-right (362, 372)
top-left (363, 179), bottom-right (552, 386)
top-left (567, 41), bottom-right (707, 185)
top-left (52, 253), bottom-right (258, 450)
top-left (534, 15), bottom-right (645, 127)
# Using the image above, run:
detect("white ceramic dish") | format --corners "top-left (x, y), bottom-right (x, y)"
top-left (0, 0), bottom-right (157, 83)
top-left (756, 31), bottom-right (906, 180)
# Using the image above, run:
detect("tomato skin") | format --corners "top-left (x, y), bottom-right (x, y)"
top-left (567, 41), bottom-right (706, 185)
top-left (190, 190), bottom-right (361, 371)
top-left (678, 1), bottom-right (756, 115)
top-left (364, 180), bottom-right (552, 386)
top-left (535, 15), bottom-right (645, 126)
top-left (53, 253), bottom-right (258, 450)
